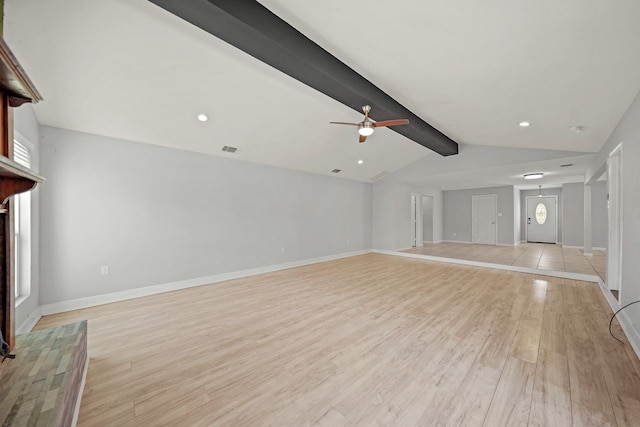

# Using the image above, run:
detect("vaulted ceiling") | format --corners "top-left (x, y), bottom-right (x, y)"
top-left (5, 0), bottom-right (640, 185)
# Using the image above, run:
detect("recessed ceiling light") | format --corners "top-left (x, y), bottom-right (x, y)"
top-left (357, 159), bottom-right (364, 165)
top-left (524, 173), bottom-right (544, 180)
top-left (519, 121), bottom-right (531, 127)
top-left (197, 114), bottom-right (208, 122)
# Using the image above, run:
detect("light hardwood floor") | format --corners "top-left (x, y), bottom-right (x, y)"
top-left (34, 253), bottom-right (639, 426)
top-left (403, 242), bottom-right (607, 280)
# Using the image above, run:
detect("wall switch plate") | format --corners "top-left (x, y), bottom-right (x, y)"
top-left (100, 266), bottom-right (109, 275)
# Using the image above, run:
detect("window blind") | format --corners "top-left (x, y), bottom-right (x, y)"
top-left (13, 139), bottom-right (31, 168)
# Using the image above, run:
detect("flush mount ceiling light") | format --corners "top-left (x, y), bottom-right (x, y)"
top-left (519, 121), bottom-right (531, 127)
top-left (569, 125), bottom-right (585, 133)
top-left (524, 173), bottom-right (544, 180)
top-left (357, 159), bottom-right (364, 165)
top-left (197, 114), bottom-right (208, 122)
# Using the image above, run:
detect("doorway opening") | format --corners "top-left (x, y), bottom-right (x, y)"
top-left (411, 194), bottom-right (434, 248)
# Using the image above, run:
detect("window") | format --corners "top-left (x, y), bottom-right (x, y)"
top-left (535, 203), bottom-right (547, 225)
top-left (13, 135), bottom-right (32, 303)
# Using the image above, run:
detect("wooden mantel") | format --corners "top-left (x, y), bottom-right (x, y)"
top-left (0, 36), bottom-right (43, 350)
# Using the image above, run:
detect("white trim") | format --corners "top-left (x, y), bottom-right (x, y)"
top-left (375, 249), bottom-right (599, 282)
top-left (561, 245), bottom-right (606, 252)
top-left (497, 243), bottom-right (518, 247)
top-left (71, 355), bottom-right (89, 427)
top-left (40, 249), bottom-right (372, 315)
top-left (442, 239), bottom-right (472, 244)
top-left (394, 246), bottom-right (413, 252)
top-left (596, 278), bottom-right (640, 361)
top-left (16, 306), bottom-right (41, 334)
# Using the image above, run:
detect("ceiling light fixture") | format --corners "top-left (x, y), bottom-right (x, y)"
top-left (358, 125), bottom-right (374, 136)
top-left (519, 121), bottom-right (531, 127)
top-left (569, 125), bottom-right (585, 133)
top-left (197, 114), bottom-right (208, 122)
top-left (524, 173), bottom-right (544, 180)
top-left (357, 160), bottom-right (364, 165)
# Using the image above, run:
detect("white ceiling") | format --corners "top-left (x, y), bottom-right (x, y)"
top-left (5, 0), bottom-right (640, 185)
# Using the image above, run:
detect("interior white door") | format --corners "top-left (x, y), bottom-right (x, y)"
top-left (472, 195), bottom-right (497, 245)
top-left (526, 196), bottom-right (557, 243)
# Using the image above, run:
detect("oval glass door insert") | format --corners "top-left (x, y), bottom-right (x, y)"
top-left (535, 203), bottom-right (547, 224)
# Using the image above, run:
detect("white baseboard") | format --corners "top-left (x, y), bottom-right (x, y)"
top-left (596, 278), bottom-right (640, 361)
top-left (594, 247), bottom-right (607, 252)
top-left (374, 249), bottom-right (600, 283)
top-left (16, 306), bottom-right (42, 335)
top-left (497, 243), bottom-right (518, 247)
top-left (394, 246), bottom-right (413, 252)
top-left (442, 239), bottom-right (471, 244)
top-left (40, 249), bottom-right (372, 316)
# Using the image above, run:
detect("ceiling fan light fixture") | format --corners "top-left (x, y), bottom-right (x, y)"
top-left (524, 173), bottom-right (544, 180)
top-left (358, 125), bottom-right (374, 136)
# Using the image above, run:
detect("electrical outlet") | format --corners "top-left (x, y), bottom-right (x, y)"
top-left (100, 265), bottom-right (109, 275)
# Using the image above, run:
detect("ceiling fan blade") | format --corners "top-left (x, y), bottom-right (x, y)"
top-left (373, 119), bottom-right (409, 128)
top-left (359, 134), bottom-right (367, 143)
top-left (330, 121), bottom-right (359, 126)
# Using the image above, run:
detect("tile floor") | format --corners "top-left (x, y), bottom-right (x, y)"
top-left (402, 242), bottom-right (606, 279)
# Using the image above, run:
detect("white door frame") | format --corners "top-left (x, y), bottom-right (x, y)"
top-left (471, 194), bottom-right (497, 245)
top-left (607, 143), bottom-right (623, 297)
top-left (421, 195), bottom-right (434, 243)
top-left (524, 195), bottom-right (558, 243)
top-left (410, 193), bottom-right (424, 247)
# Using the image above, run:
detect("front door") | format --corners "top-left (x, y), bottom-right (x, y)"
top-left (472, 195), bottom-right (497, 245)
top-left (527, 196), bottom-right (557, 243)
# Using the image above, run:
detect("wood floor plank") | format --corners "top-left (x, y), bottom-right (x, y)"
top-left (25, 253), bottom-right (640, 426)
top-left (483, 356), bottom-right (536, 427)
top-left (528, 349), bottom-right (572, 427)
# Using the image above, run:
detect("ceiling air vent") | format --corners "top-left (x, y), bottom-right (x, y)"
top-left (222, 145), bottom-right (238, 153)
top-left (560, 163), bottom-right (573, 168)
top-left (331, 169), bottom-right (341, 173)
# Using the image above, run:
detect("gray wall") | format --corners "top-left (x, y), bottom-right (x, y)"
top-left (585, 89), bottom-right (640, 343)
top-left (562, 183), bottom-right (585, 247)
top-left (591, 181), bottom-right (607, 249)
top-left (442, 186), bottom-right (515, 245)
top-left (520, 187), bottom-right (563, 243)
top-left (39, 127), bottom-right (372, 304)
top-left (13, 105), bottom-right (41, 328)
top-left (371, 180), bottom-right (425, 250)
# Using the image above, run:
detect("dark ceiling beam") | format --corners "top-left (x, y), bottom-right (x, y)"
top-left (148, 0), bottom-right (459, 156)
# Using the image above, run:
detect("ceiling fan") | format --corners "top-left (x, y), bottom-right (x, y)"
top-left (330, 105), bottom-right (409, 143)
